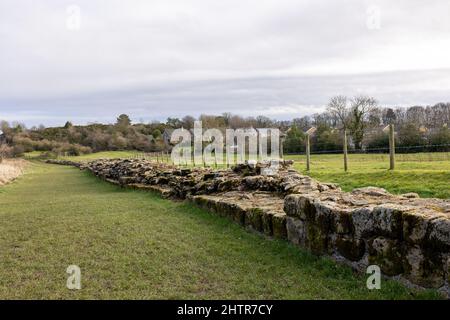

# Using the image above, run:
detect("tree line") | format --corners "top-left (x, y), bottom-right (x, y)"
top-left (0, 97), bottom-right (449, 159)
top-left (284, 98), bottom-right (449, 154)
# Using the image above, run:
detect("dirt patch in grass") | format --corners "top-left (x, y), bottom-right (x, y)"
top-left (0, 159), bottom-right (28, 186)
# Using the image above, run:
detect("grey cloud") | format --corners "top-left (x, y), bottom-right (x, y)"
top-left (0, 0), bottom-right (449, 126)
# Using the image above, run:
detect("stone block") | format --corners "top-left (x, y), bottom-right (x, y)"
top-left (335, 209), bottom-right (354, 235)
top-left (245, 208), bottom-right (263, 232)
top-left (428, 217), bottom-right (450, 251)
top-left (272, 213), bottom-right (287, 240)
top-left (403, 246), bottom-right (445, 288)
top-left (353, 205), bottom-right (404, 239)
top-left (402, 210), bottom-right (430, 244)
top-left (305, 223), bottom-right (330, 254)
top-left (283, 194), bottom-right (302, 218)
top-left (261, 211), bottom-right (273, 236)
top-left (368, 237), bottom-right (403, 276)
top-left (286, 217), bottom-right (305, 246)
top-left (335, 236), bottom-right (365, 261)
top-left (231, 204), bottom-right (246, 226)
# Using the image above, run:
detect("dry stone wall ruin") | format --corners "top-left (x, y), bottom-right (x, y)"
top-left (47, 158), bottom-right (450, 296)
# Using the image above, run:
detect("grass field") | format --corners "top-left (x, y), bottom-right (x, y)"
top-left (24, 150), bottom-right (143, 161)
top-left (285, 153), bottom-right (450, 199)
top-left (45, 151), bottom-right (450, 199)
top-left (0, 162), bottom-right (442, 299)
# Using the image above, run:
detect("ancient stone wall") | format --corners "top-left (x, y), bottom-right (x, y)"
top-left (46, 158), bottom-right (450, 296)
top-left (284, 190), bottom-right (449, 294)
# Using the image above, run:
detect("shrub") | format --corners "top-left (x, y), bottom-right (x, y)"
top-left (428, 126), bottom-right (450, 151)
top-left (397, 123), bottom-right (427, 153)
top-left (12, 144), bottom-right (25, 157)
top-left (12, 136), bottom-right (34, 152)
top-left (0, 144), bottom-right (14, 162)
top-left (365, 132), bottom-right (389, 152)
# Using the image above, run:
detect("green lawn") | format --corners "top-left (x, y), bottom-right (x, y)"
top-left (62, 150), bottom-right (147, 160)
top-left (24, 150), bottom-right (143, 161)
top-left (285, 153), bottom-right (450, 199)
top-left (0, 162), bottom-right (441, 299)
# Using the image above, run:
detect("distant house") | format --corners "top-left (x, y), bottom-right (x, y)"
top-left (163, 127), bottom-right (280, 151)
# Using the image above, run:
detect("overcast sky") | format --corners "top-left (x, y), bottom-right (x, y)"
top-left (1, 0), bottom-right (450, 126)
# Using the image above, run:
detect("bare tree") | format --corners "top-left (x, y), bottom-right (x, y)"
top-left (181, 115), bottom-right (196, 130)
top-left (406, 106), bottom-right (425, 125)
top-left (292, 116), bottom-right (311, 131)
top-left (255, 115), bottom-right (273, 128)
top-left (349, 95), bottom-right (377, 149)
top-left (383, 108), bottom-right (396, 125)
top-left (327, 96), bottom-right (351, 170)
top-left (327, 95), bottom-right (350, 129)
top-left (368, 107), bottom-right (382, 128)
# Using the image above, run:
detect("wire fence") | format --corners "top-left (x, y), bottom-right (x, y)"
top-left (286, 143), bottom-right (450, 154)
top-left (287, 143), bottom-right (450, 156)
top-left (127, 147), bottom-right (450, 167)
top-left (286, 152), bottom-right (450, 164)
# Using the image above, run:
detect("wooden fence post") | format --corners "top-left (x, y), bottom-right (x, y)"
top-left (343, 129), bottom-right (348, 172)
top-left (280, 136), bottom-right (285, 160)
top-left (389, 124), bottom-right (395, 170)
top-left (305, 127), bottom-right (316, 172)
top-left (306, 134), bottom-right (311, 171)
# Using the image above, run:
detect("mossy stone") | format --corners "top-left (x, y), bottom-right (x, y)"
top-left (402, 211), bottom-right (428, 244)
top-left (305, 224), bottom-right (329, 254)
top-left (272, 214), bottom-right (287, 240)
top-left (232, 205), bottom-right (246, 226)
top-left (403, 246), bottom-right (445, 288)
top-left (336, 210), bottom-right (354, 235)
top-left (261, 212), bottom-right (273, 236)
top-left (336, 236), bottom-right (365, 261)
top-left (368, 237), bottom-right (404, 276)
top-left (246, 208), bottom-right (263, 232)
top-left (286, 217), bottom-right (305, 246)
